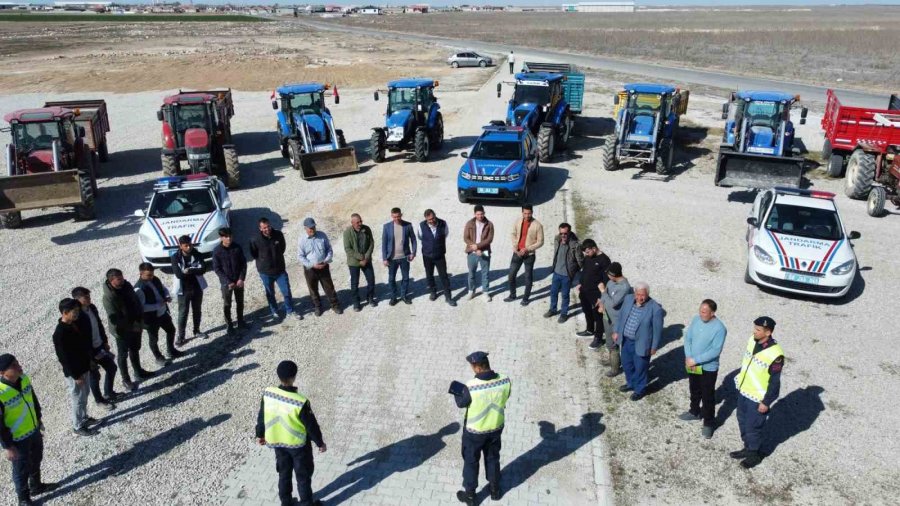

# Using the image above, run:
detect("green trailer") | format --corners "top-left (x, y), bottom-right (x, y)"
top-left (522, 61), bottom-right (585, 114)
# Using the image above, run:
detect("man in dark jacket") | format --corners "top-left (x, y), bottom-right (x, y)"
top-left (171, 235), bottom-right (208, 341)
top-left (381, 207), bottom-right (417, 306)
top-left (418, 209), bottom-right (455, 306)
top-left (53, 298), bottom-right (99, 437)
top-left (343, 213), bottom-right (376, 312)
top-left (72, 287), bottom-right (119, 410)
top-left (102, 268), bottom-right (152, 391)
top-left (544, 223), bottom-right (583, 324)
top-left (135, 263), bottom-right (182, 362)
top-left (250, 217), bottom-right (300, 321)
top-left (575, 239), bottom-right (611, 342)
top-left (213, 227), bottom-right (248, 333)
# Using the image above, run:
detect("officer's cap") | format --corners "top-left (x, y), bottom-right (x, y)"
top-left (466, 351), bottom-right (489, 364)
top-left (754, 316), bottom-right (776, 330)
top-left (0, 353), bottom-right (15, 371)
top-left (276, 360), bottom-right (298, 380)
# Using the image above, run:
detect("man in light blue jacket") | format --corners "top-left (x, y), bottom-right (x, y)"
top-left (298, 217), bottom-right (342, 317)
top-left (679, 299), bottom-right (727, 438)
top-left (613, 282), bottom-right (664, 401)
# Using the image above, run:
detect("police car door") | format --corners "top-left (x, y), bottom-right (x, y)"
top-left (524, 133), bottom-right (537, 174)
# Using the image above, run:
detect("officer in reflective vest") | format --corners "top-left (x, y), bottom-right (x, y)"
top-left (0, 354), bottom-right (58, 506)
top-left (451, 351), bottom-right (511, 505)
top-left (730, 317), bottom-right (785, 469)
top-left (255, 360), bottom-right (326, 506)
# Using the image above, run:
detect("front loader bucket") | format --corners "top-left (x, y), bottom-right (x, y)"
top-left (0, 170), bottom-right (83, 212)
top-left (714, 150), bottom-right (804, 189)
top-left (299, 147), bottom-right (359, 180)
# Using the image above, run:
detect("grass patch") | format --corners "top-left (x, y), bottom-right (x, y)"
top-left (0, 13), bottom-right (268, 23)
top-left (572, 191), bottom-right (603, 237)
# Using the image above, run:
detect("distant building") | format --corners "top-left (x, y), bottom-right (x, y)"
top-left (410, 4), bottom-right (428, 13)
top-left (359, 5), bottom-right (382, 14)
top-left (562, 2), bottom-right (635, 13)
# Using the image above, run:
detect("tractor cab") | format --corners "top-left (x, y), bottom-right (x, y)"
top-left (158, 93), bottom-right (219, 155)
top-left (4, 108), bottom-right (84, 175)
top-left (274, 83), bottom-right (336, 146)
top-left (502, 72), bottom-right (565, 133)
top-left (722, 91), bottom-right (807, 157)
top-left (370, 78), bottom-right (444, 163)
top-left (614, 83), bottom-right (683, 145)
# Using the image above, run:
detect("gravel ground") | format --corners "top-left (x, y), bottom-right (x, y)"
top-left (1, 43), bottom-right (898, 506)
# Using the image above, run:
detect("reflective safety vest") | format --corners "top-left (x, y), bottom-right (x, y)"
top-left (0, 375), bottom-right (39, 442)
top-left (735, 337), bottom-right (785, 403)
top-left (465, 374), bottom-right (511, 434)
top-left (262, 387), bottom-right (308, 449)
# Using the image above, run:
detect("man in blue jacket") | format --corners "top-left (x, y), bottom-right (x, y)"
top-left (418, 209), bottom-right (456, 306)
top-left (381, 207), bottom-right (417, 306)
top-left (613, 282), bottom-right (664, 401)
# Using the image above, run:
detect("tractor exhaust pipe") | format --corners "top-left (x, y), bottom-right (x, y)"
top-left (51, 140), bottom-right (62, 172)
top-left (5, 144), bottom-right (14, 176)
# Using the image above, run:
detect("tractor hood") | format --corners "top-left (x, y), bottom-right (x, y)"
top-left (746, 126), bottom-right (777, 154)
top-left (463, 158), bottom-right (523, 176)
top-left (386, 109), bottom-right (412, 129)
top-left (25, 150), bottom-right (54, 173)
top-left (511, 103), bottom-right (538, 127)
top-left (184, 128), bottom-right (210, 150)
top-left (296, 112), bottom-right (328, 140)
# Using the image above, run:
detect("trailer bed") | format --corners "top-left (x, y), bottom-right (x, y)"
top-left (822, 89), bottom-right (900, 155)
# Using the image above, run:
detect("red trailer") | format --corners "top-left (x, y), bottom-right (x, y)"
top-left (43, 100), bottom-right (111, 162)
top-left (821, 90), bottom-right (900, 211)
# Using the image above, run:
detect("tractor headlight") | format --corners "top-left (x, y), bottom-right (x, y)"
top-left (140, 233), bottom-right (161, 249)
top-left (830, 259), bottom-right (855, 275)
top-left (461, 171), bottom-right (472, 180)
top-left (753, 246), bottom-right (775, 265)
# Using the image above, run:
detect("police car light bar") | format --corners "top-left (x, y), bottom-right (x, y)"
top-left (773, 186), bottom-right (836, 199)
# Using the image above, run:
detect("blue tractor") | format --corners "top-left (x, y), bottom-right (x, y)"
top-left (369, 78), bottom-right (444, 163)
top-left (601, 83), bottom-right (689, 175)
top-left (496, 68), bottom-right (577, 162)
top-left (273, 82), bottom-right (359, 180)
top-left (715, 90), bottom-right (808, 188)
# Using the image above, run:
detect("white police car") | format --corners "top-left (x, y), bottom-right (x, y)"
top-left (745, 187), bottom-right (860, 298)
top-left (135, 174), bottom-right (232, 267)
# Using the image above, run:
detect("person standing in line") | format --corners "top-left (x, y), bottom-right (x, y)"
top-left (343, 213), bottom-right (377, 312)
top-left (613, 282), bottom-right (664, 401)
top-left (418, 209), bottom-right (456, 306)
top-left (597, 263), bottom-right (632, 377)
top-left (505, 205), bottom-right (544, 306)
top-left (250, 217), bottom-right (302, 321)
top-left (171, 235), bottom-right (208, 342)
top-left (575, 239), bottom-right (611, 339)
top-left (0, 354), bottom-right (59, 506)
top-left (72, 287), bottom-right (120, 409)
top-left (102, 268), bottom-right (153, 392)
top-left (451, 352), bottom-right (511, 505)
top-left (52, 298), bottom-right (100, 437)
top-left (381, 207), bottom-right (417, 306)
top-left (212, 227), bottom-right (248, 333)
top-left (730, 317), bottom-right (784, 469)
top-left (298, 218), bottom-right (342, 317)
top-left (256, 360), bottom-right (327, 506)
top-left (508, 50), bottom-right (515, 74)
top-left (134, 263), bottom-right (181, 363)
top-left (544, 223), bottom-right (583, 323)
top-left (463, 205), bottom-right (494, 301)
top-left (679, 299), bottom-right (727, 439)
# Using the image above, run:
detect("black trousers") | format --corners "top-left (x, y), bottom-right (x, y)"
top-left (89, 351), bottom-right (117, 401)
top-left (423, 255), bottom-right (451, 293)
top-left (221, 285), bottom-right (245, 324)
top-left (177, 291), bottom-right (203, 338)
top-left (349, 264), bottom-right (375, 301)
top-left (303, 266), bottom-right (340, 309)
top-left (10, 432), bottom-right (42, 500)
top-left (274, 445), bottom-right (315, 506)
top-left (508, 253), bottom-right (536, 299)
top-left (462, 430), bottom-right (502, 493)
top-left (580, 289), bottom-right (603, 337)
top-left (688, 369), bottom-right (718, 426)
top-left (146, 312), bottom-right (177, 357)
top-left (114, 331), bottom-right (143, 382)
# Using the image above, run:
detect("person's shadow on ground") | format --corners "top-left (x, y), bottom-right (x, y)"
top-left (317, 422), bottom-right (460, 504)
top-left (765, 385), bottom-right (825, 457)
top-left (492, 412), bottom-right (604, 501)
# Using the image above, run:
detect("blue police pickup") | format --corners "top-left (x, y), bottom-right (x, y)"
top-left (457, 124), bottom-right (539, 204)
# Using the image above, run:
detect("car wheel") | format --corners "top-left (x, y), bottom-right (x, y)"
top-left (451, 61), bottom-right (459, 68)
top-left (479, 60), bottom-right (487, 68)
top-left (744, 264), bottom-right (754, 285)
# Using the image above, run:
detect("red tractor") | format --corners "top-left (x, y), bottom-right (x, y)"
top-left (1, 107), bottom-right (97, 228)
top-left (157, 89), bottom-right (240, 189)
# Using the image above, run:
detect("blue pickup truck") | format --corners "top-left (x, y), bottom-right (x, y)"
top-left (457, 124), bottom-right (539, 204)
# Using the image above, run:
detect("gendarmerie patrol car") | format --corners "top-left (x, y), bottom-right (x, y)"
top-left (135, 174), bottom-right (232, 267)
top-left (745, 187), bottom-right (861, 298)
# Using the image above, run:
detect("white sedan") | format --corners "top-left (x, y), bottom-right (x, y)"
top-left (745, 187), bottom-right (860, 298)
top-left (135, 174), bottom-right (232, 267)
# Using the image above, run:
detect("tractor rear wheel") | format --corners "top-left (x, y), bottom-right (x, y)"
top-left (0, 212), bottom-right (22, 229)
top-left (558, 112), bottom-right (572, 149)
top-left (432, 114), bottom-right (444, 149)
top-left (414, 128), bottom-right (430, 162)
top-left (600, 137), bottom-right (618, 171)
top-left (288, 139), bottom-right (302, 170)
top-left (844, 149), bottom-right (876, 199)
top-left (826, 154), bottom-right (844, 178)
top-left (370, 130), bottom-right (386, 163)
top-left (867, 186), bottom-right (886, 217)
top-left (75, 172), bottom-right (95, 220)
top-left (224, 147), bottom-right (240, 189)
top-left (336, 129), bottom-right (348, 148)
top-left (538, 123), bottom-right (555, 163)
top-left (98, 141), bottom-right (109, 162)
top-left (161, 153), bottom-right (180, 176)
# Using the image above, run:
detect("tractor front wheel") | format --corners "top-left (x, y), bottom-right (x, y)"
top-left (288, 139), bottom-right (303, 170)
top-left (75, 172), bottom-right (96, 220)
top-left (826, 153), bottom-right (844, 178)
top-left (336, 129), bottom-right (348, 149)
top-left (600, 136), bottom-right (618, 171)
top-left (558, 112), bottom-right (573, 149)
top-left (224, 147), bottom-right (240, 189)
top-left (867, 186), bottom-right (886, 217)
top-left (0, 212), bottom-right (22, 229)
top-left (538, 123), bottom-right (555, 163)
top-left (370, 130), bottom-right (386, 163)
top-left (844, 149), bottom-right (876, 199)
top-left (414, 128), bottom-right (430, 162)
top-left (161, 153), bottom-right (180, 176)
top-left (656, 140), bottom-right (674, 175)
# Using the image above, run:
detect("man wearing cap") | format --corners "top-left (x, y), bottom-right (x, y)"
top-left (343, 213), bottom-right (377, 311)
top-left (730, 317), bottom-right (785, 469)
top-left (0, 354), bottom-right (59, 506)
top-left (256, 360), bottom-right (326, 506)
top-left (298, 217), bottom-right (342, 317)
top-left (451, 351), bottom-right (512, 505)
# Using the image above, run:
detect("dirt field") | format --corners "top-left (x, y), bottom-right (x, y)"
top-left (324, 6), bottom-right (900, 92)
